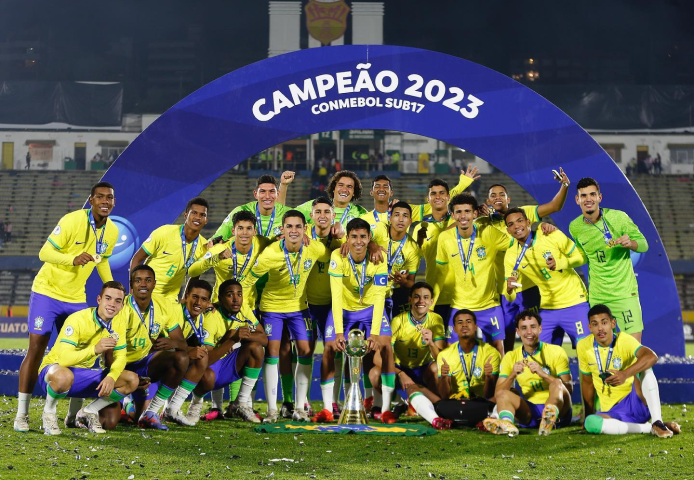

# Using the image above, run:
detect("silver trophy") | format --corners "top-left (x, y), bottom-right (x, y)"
top-left (338, 329), bottom-right (369, 425)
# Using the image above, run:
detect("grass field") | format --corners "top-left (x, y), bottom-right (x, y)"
top-left (0, 398), bottom-right (692, 479)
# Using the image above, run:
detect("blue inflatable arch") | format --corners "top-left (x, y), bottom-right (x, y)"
top-left (96, 45), bottom-right (683, 355)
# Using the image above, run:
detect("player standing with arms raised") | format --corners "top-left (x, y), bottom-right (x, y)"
top-left (15, 182), bottom-right (119, 432)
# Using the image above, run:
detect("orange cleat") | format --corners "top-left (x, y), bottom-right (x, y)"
top-left (363, 396), bottom-right (374, 411)
top-left (381, 411), bottom-right (397, 424)
top-left (311, 408), bottom-right (335, 423)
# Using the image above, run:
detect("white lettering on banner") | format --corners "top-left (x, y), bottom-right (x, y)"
top-left (252, 62), bottom-right (484, 122)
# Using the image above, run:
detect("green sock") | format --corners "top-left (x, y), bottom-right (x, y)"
top-left (229, 379), bottom-right (242, 402)
top-left (281, 374), bottom-right (294, 402)
top-left (499, 410), bottom-right (515, 424)
top-left (47, 384), bottom-right (68, 400)
top-left (107, 389), bottom-right (126, 403)
top-left (381, 373), bottom-right (396, 389)
top-left (242, 367), bottom-right (262, 379)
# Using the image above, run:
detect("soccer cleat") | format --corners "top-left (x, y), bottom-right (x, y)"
top-left (304, 402), bottom-right (314, 417)
top-left (225, 402), bottom-right (239, 419)
top-left (311, 408), bottom-right (335, 423)
top-left (75, 409), bottom-right (106, 434)
top-left (381, 411), bottom-right (397, 424)
top-left (185, 402), bottom-right (203, 425)
top-left (332, 402), bottom-right (341, 417)
top-left (138, 411), bottom-right (169, 431)
top-left (391, 402), bottom-right (409, 419)
top-left (432, 417), bottom-right (453, 430)
top-left (42, 413), bottom-right (62, 436)
top-left (200, 408), bottom-right (225, 421)
top-left (370, 406), bottom-right (382, 420)
top-left (280, 401), bottom-right (294, 419)
top-left (64, 415), bottom-right (78, 428)
top-left (237, 406), bottom-right (261, 424)
top-left (363, 396), bottom-right (374, 411)
top-left (406, 404), bottom-right (418, 417)
top-left (163, 408), bottom-right (196, 427)
top-left (538, 404), bottom-right (558, 436)
top-left (292, 408), bottom-right (311, 422)
top-left (664, 421), bottom-right (681, 435)
top-left (483, 417), bottom-right (519, 436)
top-left (13, 415), bottom-right (30, 433)
top-left (263, 410), bottom-right (279, 424)
top-left (651, 420), bottom-right (674, 438)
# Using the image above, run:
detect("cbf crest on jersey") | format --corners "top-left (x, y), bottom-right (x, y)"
top-left (473, 366), bottom-right (482, 378)
top-left (476, 246), bottom-right (487, 260)
top-left (150, 323), bottom-right (161, 337)
top-left (612, 357), bottom-right (623, 369)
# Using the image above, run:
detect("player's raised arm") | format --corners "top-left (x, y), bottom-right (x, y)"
top-left (536, 167), bottom-right (571, 218)
top-left (277, 170), bottom-right (295, 206)
top-left (448, 164), bottom-right (480, 198)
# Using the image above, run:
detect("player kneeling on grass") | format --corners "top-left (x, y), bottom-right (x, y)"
top-left (37, 281), bottom-right (138, 435)
top-left (435, 310), bottom-right (500, 428)
top-left (187, 279), bottom-right (267, 424)
top-left (579, 304), bottom-right (680, 437)
top-left (484, 310), bottom-right (572, 436)
top-left (372, 282), bottom-right (449, 428)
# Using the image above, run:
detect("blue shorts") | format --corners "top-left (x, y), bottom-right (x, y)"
top-left (518, 400), bottom-right (572, 429)
top-left (597, 385), bottom-right (651, 424)
top-left (28, 291), bottom-right (87, 336)
top-left (329, 305), bottom-right (391, 339)
top-left (210, 349), bottom-right (241, 390)
top-left (309, 304), bottom-right (333, 341)
top-left (132, 381), bottom-right (160, 402)
top-left (126, 353), bottom-right (155, 378)
top-left (37, 364), bottom-right (107, 399)
top-left (395, 363), bottom-right (431, 386)
top-left (448, 305), bottom-right (505, 343)
top-left (539, 303), bottom-right (590, 348)
top-left (501, 287), bottom-right (541, 335)
top-left (260, 310), bottom-right (312, 342)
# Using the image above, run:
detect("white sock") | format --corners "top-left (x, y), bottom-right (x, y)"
top-left (44, 393), bottom-right (61, 414)
top-left (264, 361), bottom-right (279, 412)
top-left (211, 388), bottom-right (224, 411)
top-left (321, 379), bottom-right (335, 411)
top-left (639, 368), bottom-right (662, 422)
top-left (238, 376), bottom-right (259, 406)
top-left (381, 385), bottom-right (395, 413)
top-left (167, 384), bottom-right (195, 413)
top-left (295, 358), bottom-right (312, 410)
top-left (191, 394), bottom-right (204, 406)
top-left (409, 393), bottom-right (438, 425)
top-left (16, 392), bottom-right (31, 417)
top-left (373, 389), bottom-right (383, 409)
top-left (333, 355), bottom-right (343, 402)
top-left (67, 397), bottom-right (84, 418)
top-left (601, 418), bottom-right (651, 435)
top-left (83, 397), bottom-right (115, 414)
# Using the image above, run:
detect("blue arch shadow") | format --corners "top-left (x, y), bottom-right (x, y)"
top-left (92, 45), bottom-right (683, 356)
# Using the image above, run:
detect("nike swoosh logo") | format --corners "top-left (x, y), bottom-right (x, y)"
top-left (450, 370), bottom-right (460, 376)
top-left (451, 253), bottom-right (459, 257)
top-left (587, 363), bottom-right (596, 366)
top-left (521, 265), bottom-right (528, 269)
top-left (162, 251), bottom-right (173, 255)
top-left (581, 241), bottom-right (589, 246)
top-left (75, 242), bottom-right (85, 245)
top-left (426, 237), bottom-right (434, 241)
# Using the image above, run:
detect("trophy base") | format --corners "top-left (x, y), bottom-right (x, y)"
top-left (337, 408), bottom-right (369, 425)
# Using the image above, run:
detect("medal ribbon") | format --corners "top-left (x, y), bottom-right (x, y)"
top-left (584, 209), bottom-right (614, 245)
top-left (373, 209), bottom-right (391, 223)
top-left (456, 225), bottom-right (477, 274)
top-left (232, 241), bottom-right (253, 280)
top-left (339, 204), bottom-right (352, 224)
top-left (87, 209), bottom-right (107, 255)
top-left (311, 226), bottom-right (332, 245)
top-left (183, 306), bottom-right (205, 343)
top-left (283, 240), bottom-right (303, 295)
top-left (594, 334), bottom-right (617, 381)
top-left (457, 342), bottom-right (478, 390)
top-left (348, 254), bottom-right (368, 302)
top-left (180, 225), bottom-right (200, 270)
top-left (256, 202), bottom-right (276, 237)
top-left (130, 296), bottom-right (154, 337)
top-left (387, 235), bottom-right (407, 275)
top-left (93, 309), bottom-right (114, 335)
top-left (513, 231), bottom-right (534, 273)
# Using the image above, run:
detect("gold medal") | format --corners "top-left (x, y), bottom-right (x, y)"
top-left (359, 296), bottom-right (364, 305)
top-left (511, 270), bottom-right (519, 279)
top-left (93, 253), bottom-right (102, 264)
top-left (607, 239), bottom-right (616, 248)
top-left (109, 332), bottom-right (120, 342)
top-left (415, 323), bottom-right (424, 333)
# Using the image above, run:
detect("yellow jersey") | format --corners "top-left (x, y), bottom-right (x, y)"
top-left (499, 342), bottom-right (570, 405)
top-left (391, 311), bottom-right (446, 368)
top-left (141, 225), bottom-right (208, 301)
top-left (437, 341), bottom-right (501, 399)
top-left (412, 215), bottom-right (457, 306)
top-left (436, 224), bottom-right (511, 310)
top-left (32, 209), bottom-right (119, 303)
top-left (121, 294), bottom-right (181, 364)
top-left (409, 174), bottom-right (473, 222)
top-left (242, 239), bottom-right (328, 313)
top-left (201, 304), bottom-right (259, 360)
top-left (476, 205), bottom-right (540, 297)
top-left (328, 249), bottom-right (389, 335)
top-left (188, 235), bottom-right (269, 304)
top-left (504, 229), bottom-right (587, 309)
top-left (360, 209), bottom-right (390, 231)
top-left (371, 222), bottom-right (422, 297)
top-left (39, 307), bottom-right (128, 381)
top-left (305, 225), bottom-right (345, 306)
top-left (174, 304), bottom-right (214, 347)
top-left (577, 332), bottom-right (642, 411)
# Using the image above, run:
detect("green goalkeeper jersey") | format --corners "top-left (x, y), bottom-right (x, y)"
top-left (568, 208), bottom-right (648, 304)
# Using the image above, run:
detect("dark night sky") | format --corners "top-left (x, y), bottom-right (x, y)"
top-left (1, 0), bottom-right (693, 111)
